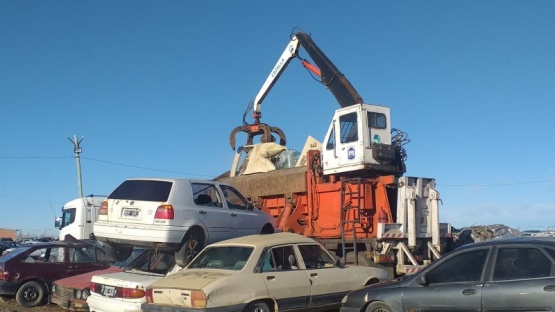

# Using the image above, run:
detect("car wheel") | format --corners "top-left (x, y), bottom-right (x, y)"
top-left (175, 230), bottom-right (204, 267)
top-left (366, 301), bottom-right (392, 312)
top-left (260, 224), bottom-right (274, 234)
top-left (105, 244), bottom-right (133, 262)
top-left (16, 281), bottom-right (45, 307)
top-left (243, 301), bottom-right (272, 312)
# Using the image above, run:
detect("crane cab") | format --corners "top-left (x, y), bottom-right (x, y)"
top-left (321, 104), bottom-right (406, 177)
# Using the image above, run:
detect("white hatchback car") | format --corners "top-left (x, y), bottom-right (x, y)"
top-left (93, 178), bottom-right (277, 266)
top-left (141, 233), bottom-right (388, 312)
top-left (86, 249), bottom-right (181, 312)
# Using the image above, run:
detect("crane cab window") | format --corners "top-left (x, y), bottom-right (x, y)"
top-left (367, 112), bottom-right (386, 129)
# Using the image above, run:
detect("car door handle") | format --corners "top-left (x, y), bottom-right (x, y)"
top-left (310, 273), bottom-right (318, 277)
top-left (199, 210), bottom-right (206, 214)
top-left (266, 276), bottom-right (275, 280)
top-left (544, 285), bottom-right (555, 292)
top-left (231, 213), bottom-right (238, 217)
top-left (462, 289), bottom-right (477, 296)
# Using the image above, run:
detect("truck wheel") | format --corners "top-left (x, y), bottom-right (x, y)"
top-left (105, 244), bottom-right (133, 262)
top-left (175, 230), bottom-right (204, 267)
top-left (16, 281), bottom-right (45, 307)
top-left (243, 301), bottom-right (272, 312)
top-left (366, 302), bottom-right (392, 312)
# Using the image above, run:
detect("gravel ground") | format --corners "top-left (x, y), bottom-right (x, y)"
top-left (0, 298), bottom-right (66, 312)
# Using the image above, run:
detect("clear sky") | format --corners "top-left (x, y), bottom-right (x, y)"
top-left (1, 1), bottom-right (554, 237)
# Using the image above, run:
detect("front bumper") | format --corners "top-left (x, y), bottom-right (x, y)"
top-left (340, 307), bottom-right (362, 312)
top-left (141, 303), bottom-right (247, 312)
top-left (50, 294), bottom-right (88, 311)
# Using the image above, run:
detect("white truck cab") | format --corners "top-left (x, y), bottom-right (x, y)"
top-left (55, 195), bottom-right (107, 241)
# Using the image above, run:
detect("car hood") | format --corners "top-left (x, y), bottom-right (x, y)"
top-left (55, 267), bottom-right (123, 289)
top-left (91, 271), bottom-right (166, 289)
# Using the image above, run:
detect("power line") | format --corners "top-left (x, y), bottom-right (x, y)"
top-left (81, 157), bottom-right (215, 178)
top-left (439, 178), bottom-right (555, 187)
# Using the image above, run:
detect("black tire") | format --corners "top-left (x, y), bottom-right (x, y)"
top-left (260, 224), bottom-right (274, 234)
top-left (105, 244), bottom-right (133, 262)
top-left (366, 301), bottom-right (392, 312)
top-left (16, 281), bottom-right (45, 307)
top-left (175, 230), bottom-right (204, 267)
top-left (243, 301), bottom-right (272, 312)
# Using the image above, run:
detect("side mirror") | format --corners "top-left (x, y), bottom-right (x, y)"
top-left (416, 274), bottom-right (428, 286)
top-left (335, 259), bottom-right (344, 268)
top-left (54, 217), bottom-right (62, 229)
top-left (247, 203), bottom-right (255, 211)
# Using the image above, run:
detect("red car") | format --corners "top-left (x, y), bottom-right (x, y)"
top-left (0, 239), bottom-right (110, 307)
top-left (51, 248), bottom-right (145, 311)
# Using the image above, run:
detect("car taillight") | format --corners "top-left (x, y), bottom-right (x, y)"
top-left (119, 286), bottom-right (145, 299)
top-left (154, 205), bottom-right (174, 220)
top-left (145, 288), bottom-right (153, 303)
top-left (0, 270), bottom-right (9, 281)
top-left (191, 290), bottom-right (206, 307)
top-left (99, 201), bottom-right (109, 215)
top-left (90, 282), bottom-right (100, 294)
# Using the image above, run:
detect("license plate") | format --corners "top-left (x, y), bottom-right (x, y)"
top-left (122, 208), bottom-right (140, 218)
top-left (101, 285), bottom-right (116, 297)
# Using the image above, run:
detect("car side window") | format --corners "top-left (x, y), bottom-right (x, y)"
top-left (220, 185), bottom-right (248, 210)
top-left (191, 183), bottom-right (223, 208)
top-left (426, 248), bottom-right (489, 284)
top-left (261, 246), bottom-right (298, 272)
top-left (493, 247), bottom-right (552, 281)
top-left (69, 246), bottom-right (96, 263)
top-left (297, 244), bottom-right (336, 269)
top-left (24, 247), bottom-right (64, 263)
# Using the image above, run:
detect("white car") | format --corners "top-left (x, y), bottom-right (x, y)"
top-left (93, 178), bottom-right (277, 266)
top-left (141, 232), bottom-right (388, 312)
top-left (86, 249), bottom-right (181, 312)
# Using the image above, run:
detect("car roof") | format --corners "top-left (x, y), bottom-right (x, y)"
top-left (209, 232), bottom-right (318, 248)
top-left (457, 236), bottom-right (555, 250)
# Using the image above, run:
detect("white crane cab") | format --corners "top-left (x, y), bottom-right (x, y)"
top-left (321, 104), bottom-right (404, 176)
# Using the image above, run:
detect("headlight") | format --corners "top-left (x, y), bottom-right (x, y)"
top-left (75, 290), bottom-right (82, 299)
top-left (82, 289), bottom-right (90, 300)
top-left (341, 295), bottom-right (348, 304)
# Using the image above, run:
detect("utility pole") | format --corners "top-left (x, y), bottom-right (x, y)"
top-left (68, 135), bottom-right (84, 198)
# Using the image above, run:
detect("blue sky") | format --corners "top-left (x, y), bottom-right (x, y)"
top-left (1, 1), bottom-right (554, 237)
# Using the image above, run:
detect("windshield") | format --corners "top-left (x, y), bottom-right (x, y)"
top-left (124, 250), bottom-right (175, 275)
top-left (61, 208), bottom-right (76, 228)
top-left (188, 246), bottom-right (253, 270)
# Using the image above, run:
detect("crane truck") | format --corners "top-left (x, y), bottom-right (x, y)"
top-left (218, 30), bottom-right (452, 278)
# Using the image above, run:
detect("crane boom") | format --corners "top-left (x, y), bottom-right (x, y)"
top-left (230, 30), bottom-right (366, 150)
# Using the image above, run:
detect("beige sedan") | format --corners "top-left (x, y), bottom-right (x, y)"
top-left (141, 232), bottom-right (388, 312)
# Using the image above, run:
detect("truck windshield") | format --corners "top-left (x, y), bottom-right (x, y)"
top-left (60, 208), bottom-right (76, 228)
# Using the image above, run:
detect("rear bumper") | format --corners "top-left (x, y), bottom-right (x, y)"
top-left (87, 293), bottom-right (142, 312)
top-left (0, 281), bottom-right (19, 296)
top-left (94, 222), bottom-right (188, 247)
top-left (141, 302), bottom-right (247, 312)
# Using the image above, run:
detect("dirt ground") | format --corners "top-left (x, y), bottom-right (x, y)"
top-left (0, 298), bottom-right (66, 312)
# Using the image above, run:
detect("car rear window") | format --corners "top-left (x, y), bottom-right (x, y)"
top-left (109, 180), bottom-right (172, 202)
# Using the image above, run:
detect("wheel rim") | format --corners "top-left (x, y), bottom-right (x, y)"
top-left (23, 287), bottom-right (39, 302)
top-left (184, 236), bottom-right (199, 262)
